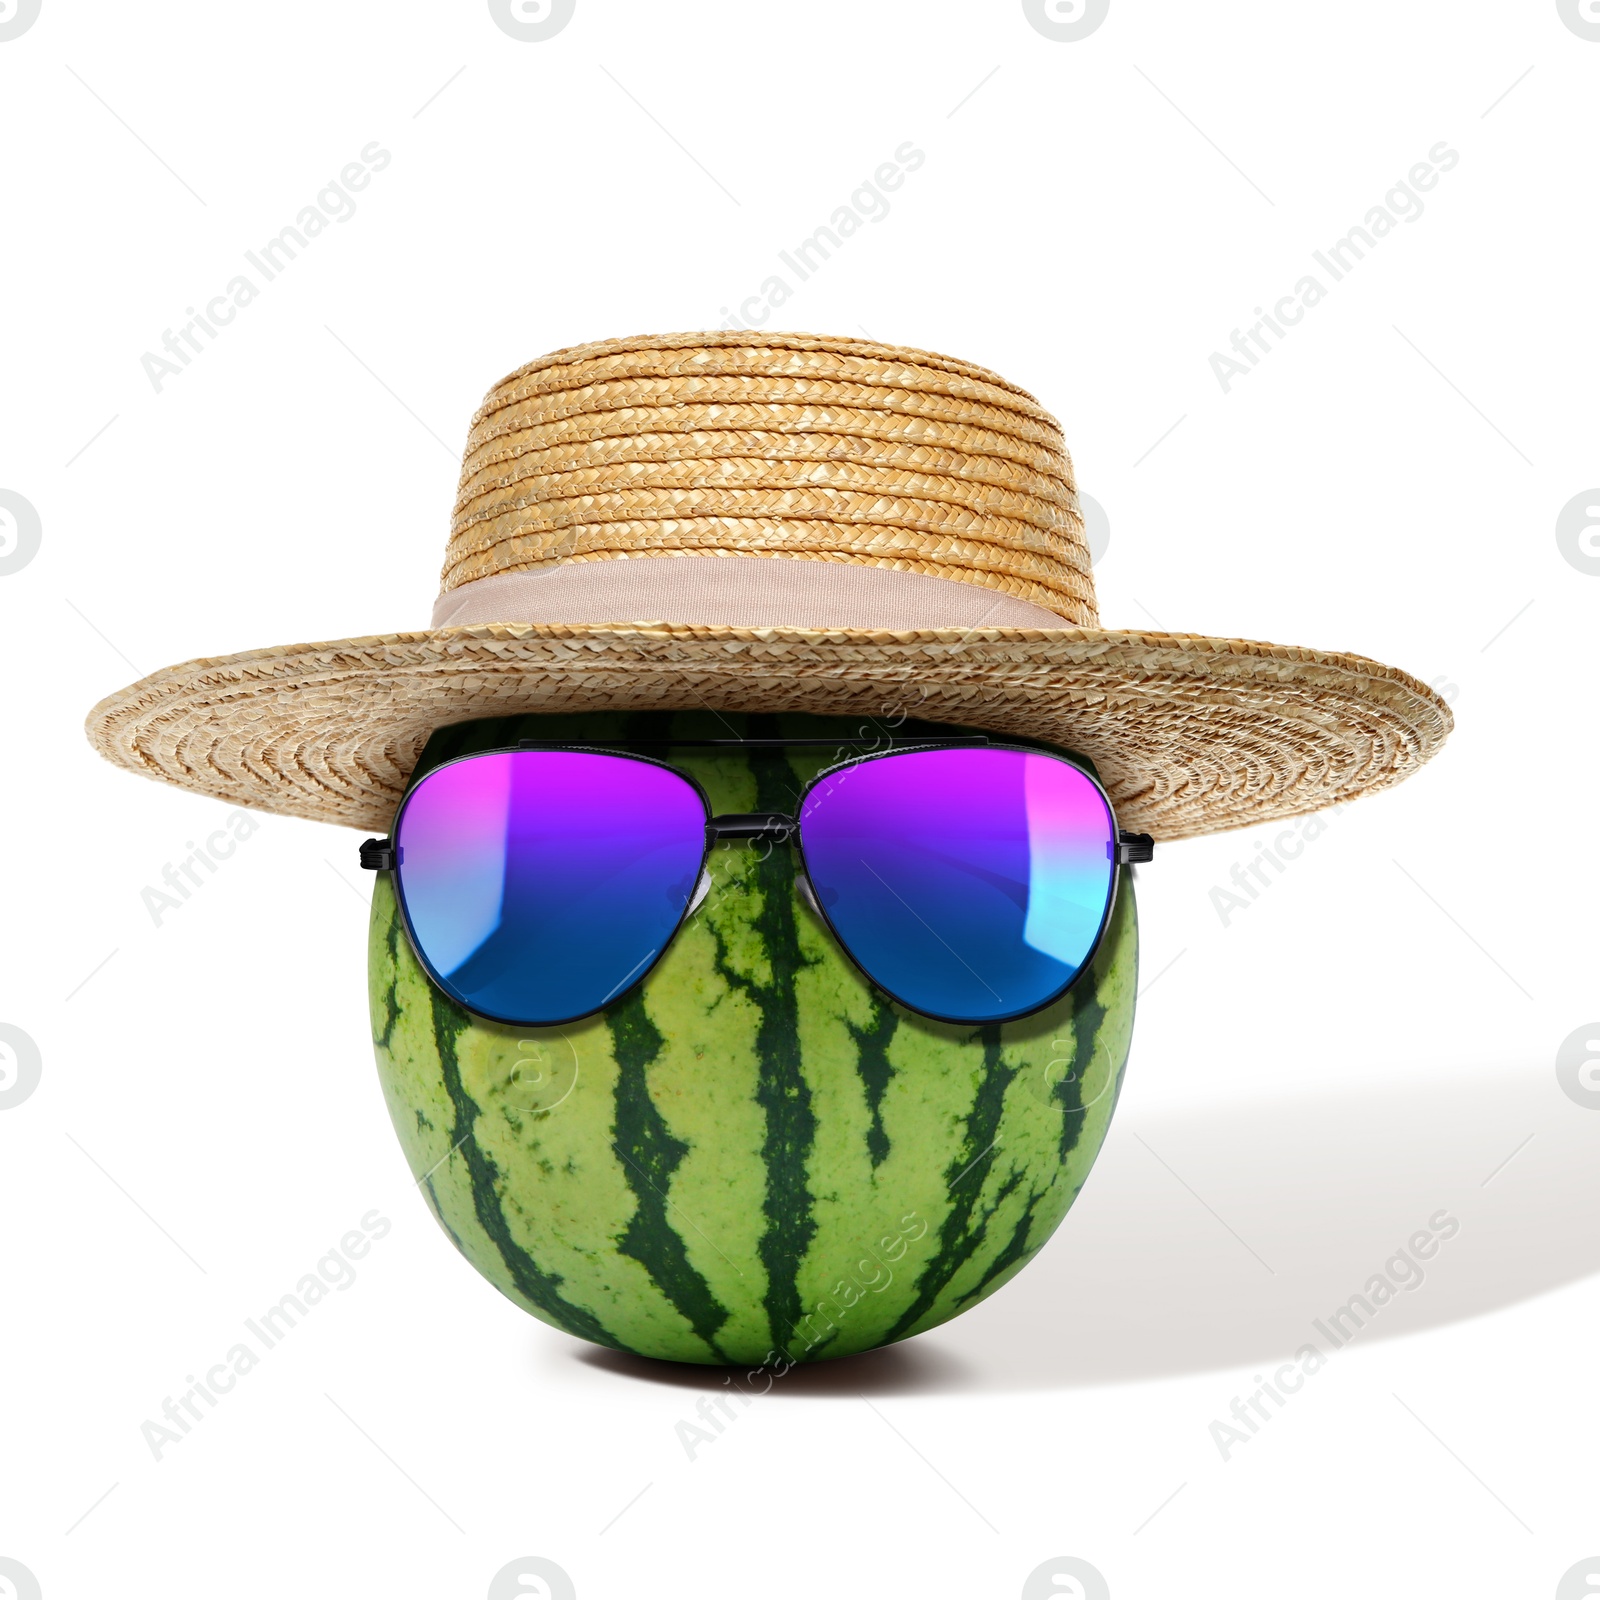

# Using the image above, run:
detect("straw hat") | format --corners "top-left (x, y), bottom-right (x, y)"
top-left (84, 331), bottom-right (1450, 840)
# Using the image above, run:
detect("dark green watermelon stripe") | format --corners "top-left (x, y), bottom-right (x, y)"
top-left (702, 733), bottom-right (820, 1351)
top-left (954, 1184), bottom-right (1050, 1308)
top-left (1056, 874), bottom-right (1136, 1161)
top-left (781, 1164), bottom-right (1034, 1352)
top-left (844, 998), bottom-right (898, 1169)
top-left (882, 1023), bottom-right (1017, 1342)
top-left (426, 986), bottom-right (627, 1350)
top-left (371, 898), bottom-right (405, 1055)
top-left (421, 1174), bottom-right (468, 1257)
top-left (1056, 984), bottom-right (1107, 1164)
top-left (607, 988), bottom-right (732, 1361)
top-left (779, 1316), bottom-right (841, 1362)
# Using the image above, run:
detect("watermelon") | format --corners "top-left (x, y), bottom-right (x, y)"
top-left (368, 711), bottom-right (1138, 1365)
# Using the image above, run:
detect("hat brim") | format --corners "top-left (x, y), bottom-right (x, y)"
top-left (83, 620), bottom-right (1451, 840)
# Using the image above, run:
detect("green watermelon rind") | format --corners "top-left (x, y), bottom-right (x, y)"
top-left (368, 750), bottom-right (1137, 1367)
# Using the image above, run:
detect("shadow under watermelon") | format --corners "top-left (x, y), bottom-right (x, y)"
top-left (923, 1061), bottom-right (1599, 1391)
top-left (563, 1062), bottom-right (1598, 1394)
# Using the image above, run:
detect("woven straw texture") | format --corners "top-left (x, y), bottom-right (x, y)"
top-left (445, 330), bottom-right (1097, 621)
top-left (83, 332), bottom-right (1452, 839)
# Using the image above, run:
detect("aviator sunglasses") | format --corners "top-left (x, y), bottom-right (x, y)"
top-left (359, 737), bottom-right (1154, 1028)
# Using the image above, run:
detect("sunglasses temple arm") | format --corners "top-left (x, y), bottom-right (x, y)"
top-left (1115, 831), bottom-right (1155, 865)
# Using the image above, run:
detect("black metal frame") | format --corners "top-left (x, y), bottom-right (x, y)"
top-left (360, 736), bottom-right (1153, 1028)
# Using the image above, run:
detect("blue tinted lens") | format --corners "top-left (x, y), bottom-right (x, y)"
top-left (798, 748), bottom-right (1117, 1022)
top-left (393, 751), bottom-right (707, 1025)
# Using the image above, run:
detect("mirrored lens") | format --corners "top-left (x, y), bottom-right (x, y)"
top-left (393, 751), bottom-right (707, 1025)
top-left (799, 748), bottom-right (1117, 1022)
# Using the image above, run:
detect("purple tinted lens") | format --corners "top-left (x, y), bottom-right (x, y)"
top-left (799, 748), bottom-right (1117, 1022)
top-left (393, 751), bottom-right (706, 1025)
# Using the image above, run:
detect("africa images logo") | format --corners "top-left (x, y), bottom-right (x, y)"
top-left (0, 0), bottom-right (42, 43)
top-left (488, 0), bottom-right (575, 42)
top-left (0, 489), bottom-right (41, 575)
top-left (1022, 0), bottom-right (1110, 43)
top-left (1555, 489), bottom-right (1600, 575)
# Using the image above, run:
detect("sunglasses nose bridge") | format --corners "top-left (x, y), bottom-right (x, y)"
top-left (706, 811), bottom-right (798, 845)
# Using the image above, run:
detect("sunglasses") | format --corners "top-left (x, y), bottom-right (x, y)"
top-left (359, 736), bottom-right (1153, 1029)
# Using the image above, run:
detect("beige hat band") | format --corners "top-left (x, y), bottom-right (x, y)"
top-left (428, 556), bottom-right (1076, 632)
top-left (440, 524), bottom-right (1098, 620)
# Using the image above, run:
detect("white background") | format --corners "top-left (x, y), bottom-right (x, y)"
top-left (2, 2), bottom-right (1598, 1596)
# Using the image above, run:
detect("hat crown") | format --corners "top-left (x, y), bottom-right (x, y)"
top-left (442, 331), bottom-right (1098, 627)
